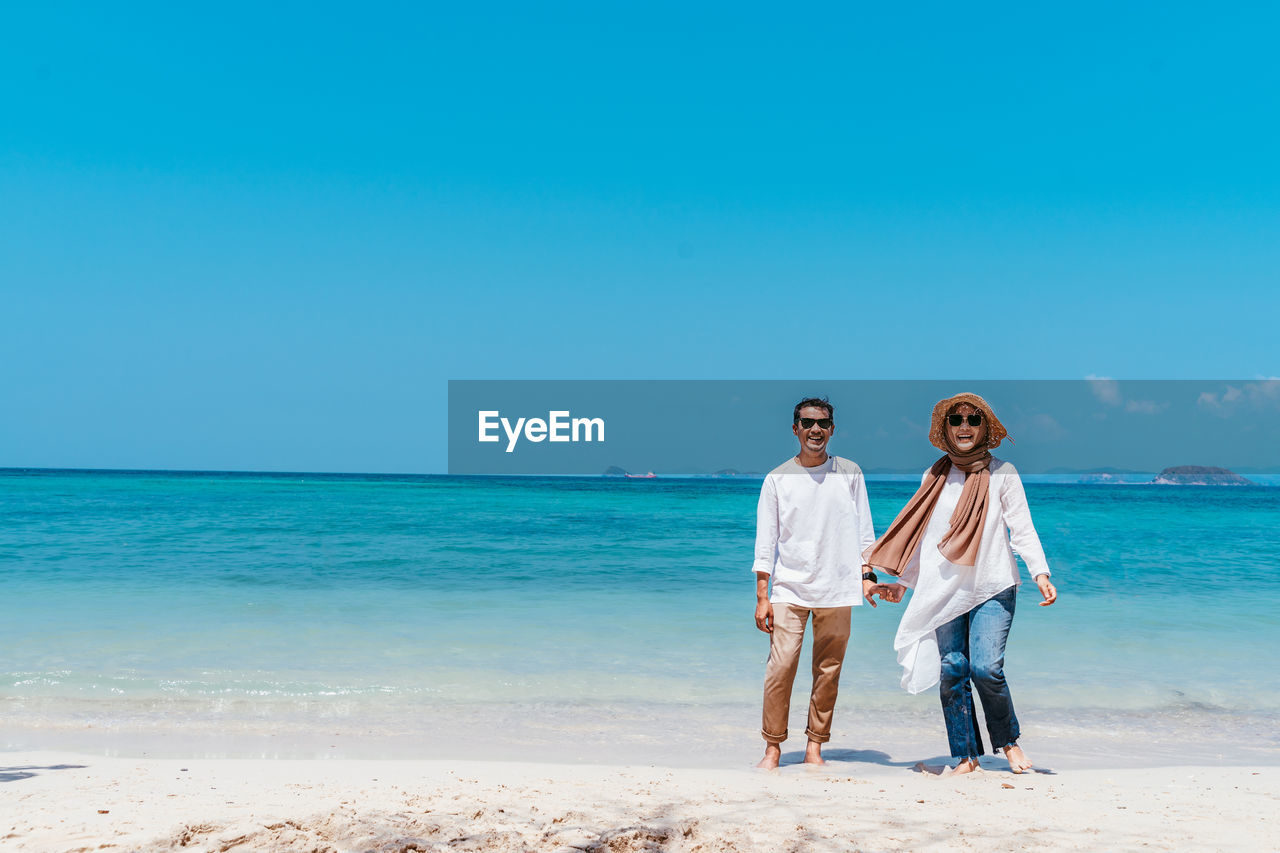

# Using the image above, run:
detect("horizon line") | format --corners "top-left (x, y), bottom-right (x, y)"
top-left (4, 466), bottom-right (1279, 480)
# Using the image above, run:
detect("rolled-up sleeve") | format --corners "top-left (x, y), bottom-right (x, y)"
top-left (752, 475), bottom-right (779, 576)
top-left (1001, 468), bottom-right (1051, 578)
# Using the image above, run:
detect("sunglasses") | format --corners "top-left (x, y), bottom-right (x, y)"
top-left (947, 413), bottom-right (984, 427)
top-left (797, 417), bottom-right (834, 430)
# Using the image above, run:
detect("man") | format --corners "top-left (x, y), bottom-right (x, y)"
top-left (753, 396), bottom-right (887, 769)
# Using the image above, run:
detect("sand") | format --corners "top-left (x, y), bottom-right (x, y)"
top-left (3, 751), bottom-right (1276, 852)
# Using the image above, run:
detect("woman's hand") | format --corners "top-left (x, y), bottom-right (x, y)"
top-left (878, 582), bottom-right (907, 604)
top-left (1035, 574), bottom-right (1057, 606)
top-left (864, 581), bottom-right (906, 606)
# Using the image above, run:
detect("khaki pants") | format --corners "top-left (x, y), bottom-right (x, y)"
top-left (761, 604), bottom-right (851, 744)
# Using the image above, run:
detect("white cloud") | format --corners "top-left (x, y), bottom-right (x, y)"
top-left (1086, 375), bottom-right (1166, 415)
top-left (1195, 381), bottom-right (1280, 417)
top-left (1196, 391), bottom-right (1223, 412)
top-left (1086, 375), bottom-right (1121, 406)
top-left (1248, 379), bottom-right (1280, 402)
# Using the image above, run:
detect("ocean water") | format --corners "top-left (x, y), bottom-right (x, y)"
top-left (2, 469), bottom-right (1279, 766)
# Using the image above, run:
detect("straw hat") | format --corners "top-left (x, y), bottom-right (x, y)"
top-left (928, 392), bottom-right (1009, 451)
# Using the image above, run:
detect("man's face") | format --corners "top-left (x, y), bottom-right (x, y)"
top-left (793, 405), bottom-right (834, 456)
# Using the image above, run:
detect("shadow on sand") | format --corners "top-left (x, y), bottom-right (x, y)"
top-left (0, 764), bottom-right (88, 783)
top-left (777, 748), bottom-right (1057, 775)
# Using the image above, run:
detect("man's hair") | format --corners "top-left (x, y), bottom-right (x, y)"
top-left (793, 396), bottom-right (834, 422)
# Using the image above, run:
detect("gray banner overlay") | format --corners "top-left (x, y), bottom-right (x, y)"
top-left (447, 380), bottom-right (1280, 477)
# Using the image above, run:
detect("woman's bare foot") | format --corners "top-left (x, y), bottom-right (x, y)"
top-left (1003, 744), bottom-right (1033, 774)
top-left (946, 758), bottom-right (982, 776)
top-left (803, 741), bottom-right (826, 766)
top-left (756, 744), bottom-right (781, 770)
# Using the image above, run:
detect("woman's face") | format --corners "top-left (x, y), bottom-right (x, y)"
top-left (946, 402), bottom-right (988, 452)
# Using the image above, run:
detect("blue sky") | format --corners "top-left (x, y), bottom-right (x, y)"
top-left (3, 3), bottom-right (1277, 472)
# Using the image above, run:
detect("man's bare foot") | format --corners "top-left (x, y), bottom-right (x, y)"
top-left (803, 741), bottom-right (826, 766)
top-left (756, 744), bottom-right (781, 770)
top-left (946, 758), bottom-right (982, 776)
top-left (1003, 744), bottom-right (1033, 774)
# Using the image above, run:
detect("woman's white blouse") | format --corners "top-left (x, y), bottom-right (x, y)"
top-left (893, 457), bottom-right (1050, 694)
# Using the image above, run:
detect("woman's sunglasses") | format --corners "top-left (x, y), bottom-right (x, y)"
top-left (947, 413), bottom-right (984, 427)
top-left (797, 417), bottom-right (834, 430)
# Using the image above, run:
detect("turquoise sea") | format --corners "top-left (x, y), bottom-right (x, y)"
top-left (2, 470), bottom-right (1278, 767)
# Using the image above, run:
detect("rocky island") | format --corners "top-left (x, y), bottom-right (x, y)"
top-left (1151, 466), bottom-right (1255, 486)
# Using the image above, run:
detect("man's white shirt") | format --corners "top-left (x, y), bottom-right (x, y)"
top-left (752, 455), bottom-right (877, 608)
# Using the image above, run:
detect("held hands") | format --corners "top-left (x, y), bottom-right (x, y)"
top-left (863, 580), bottom-right (907, 607)
top-left (755, 598), bottom-right (774, 633)
top-left (1035, 574), bottom-right (1058, 606)
top-left (879, 582), bottom-right (907, 604)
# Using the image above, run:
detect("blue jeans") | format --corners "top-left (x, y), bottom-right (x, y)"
top-left (935, 585), bottom-right (1020, 760)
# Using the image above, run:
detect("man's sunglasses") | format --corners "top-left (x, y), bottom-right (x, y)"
top-left (797, 417), bottom-right (834, 430)
top-left (947, 413), bottom-right (984, 427)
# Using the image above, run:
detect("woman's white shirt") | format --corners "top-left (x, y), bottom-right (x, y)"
top-left (893, 457), bottom-right (1050, 694)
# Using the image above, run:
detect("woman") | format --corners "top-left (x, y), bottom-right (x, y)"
top-left (865, 393), bottom-right (1057, 775)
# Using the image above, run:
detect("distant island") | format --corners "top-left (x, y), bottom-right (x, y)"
top-left (1044, 467), bottom-right (1152, 476)
top-left (600, 463), bottom-right (1262, 484)
top-left (1151, 466), bottom-right (1255, 486)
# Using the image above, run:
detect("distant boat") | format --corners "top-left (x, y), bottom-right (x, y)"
top-left (625, 472), bottom-right (657, 479)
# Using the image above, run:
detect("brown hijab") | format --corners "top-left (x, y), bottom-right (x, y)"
top-left (863, 393), bottom-right (1009, 575)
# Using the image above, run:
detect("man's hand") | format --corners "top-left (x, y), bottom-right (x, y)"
top-left (864, 581), bottom-right (906, 606)
top-left (755, 598), bottom-right (774, 633)
top-left (1035, 574), bottom-right (1058, 606)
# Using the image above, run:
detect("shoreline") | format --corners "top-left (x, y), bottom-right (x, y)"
top-left (3, 750), bottom-right (1276, 851)
top-left (5, 700), bottom-right (1278, 769)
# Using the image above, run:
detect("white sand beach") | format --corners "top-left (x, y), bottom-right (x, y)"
top-left (3, 750), bottom-right (1276, 852)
